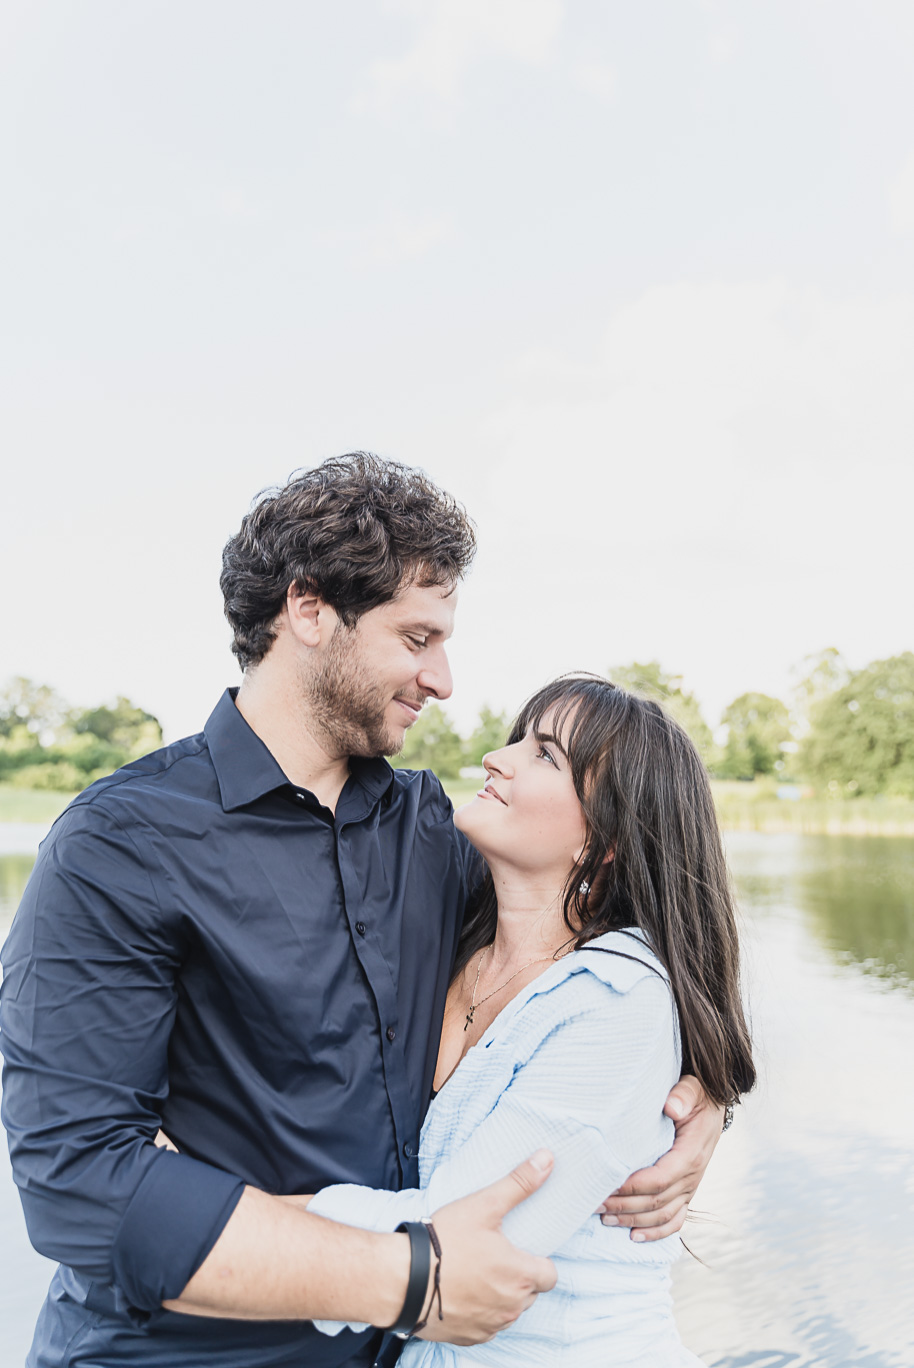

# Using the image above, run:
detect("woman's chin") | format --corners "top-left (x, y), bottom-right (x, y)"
top-left (454, 797), bottom-right (496, 854)
top-left (453, 797), bottom-right (480, 835)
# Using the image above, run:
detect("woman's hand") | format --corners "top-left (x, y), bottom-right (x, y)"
top-left (596, 1076), bottom-right (724, 1241)
top-left (154, 1129), bottom-right (179, 1153)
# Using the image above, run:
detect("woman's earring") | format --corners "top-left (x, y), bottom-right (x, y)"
top-left (579, 880), bottom-right (590, 895)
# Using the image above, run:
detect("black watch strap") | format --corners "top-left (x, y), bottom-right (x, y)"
top-left (388, 1221), bottom-right (431, 1339)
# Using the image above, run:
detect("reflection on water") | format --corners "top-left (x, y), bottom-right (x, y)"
top-left (793, 837), bottom-right (914, 992)
top-left (1, 831), bottom-right (913, 1366)
top-left (673, 833), bottom-right (914, 1368)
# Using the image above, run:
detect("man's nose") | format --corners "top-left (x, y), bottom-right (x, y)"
top-left (417, 645), bottom-right (453, 701)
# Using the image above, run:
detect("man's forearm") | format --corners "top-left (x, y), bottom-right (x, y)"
top-left (165, 1185), bottom-right (409, 1325)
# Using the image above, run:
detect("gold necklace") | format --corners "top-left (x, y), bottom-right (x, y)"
top-left (463, 945), bottom-right (564, 1032)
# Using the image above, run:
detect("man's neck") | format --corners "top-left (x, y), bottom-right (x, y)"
top-left (235, 669), bottom-right (351, 813)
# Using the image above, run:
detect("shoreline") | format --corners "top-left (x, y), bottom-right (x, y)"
top-left (2, 781), bottom-right (913, 850)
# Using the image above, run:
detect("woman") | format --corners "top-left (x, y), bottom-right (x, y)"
top-left (313, 674), bottom-right (755, 1364)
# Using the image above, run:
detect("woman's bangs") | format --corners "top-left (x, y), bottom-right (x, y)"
top-left (513, 676), bottom-right (620, 783)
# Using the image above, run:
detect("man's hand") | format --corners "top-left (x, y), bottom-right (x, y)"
top-left (597, 1076), bottom-right (724, 1242)
top-left (417, 1149), bottom-right (558, 1346)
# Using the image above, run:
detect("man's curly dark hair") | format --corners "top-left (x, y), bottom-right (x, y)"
top-left (220, 452), bottom-right (477, 670)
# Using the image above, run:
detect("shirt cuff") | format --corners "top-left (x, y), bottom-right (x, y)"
top-left (111, 1149), bottom-right (245, 1314)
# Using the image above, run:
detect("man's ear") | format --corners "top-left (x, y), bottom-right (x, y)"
top-left (285, 584), bottom-right (337, 649)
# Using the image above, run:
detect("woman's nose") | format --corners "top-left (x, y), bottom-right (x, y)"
top-left (483, 746), bottom-right (514, 778)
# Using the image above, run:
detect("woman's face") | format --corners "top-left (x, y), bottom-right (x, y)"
top-left (455, 708), bottom-right (589, 883)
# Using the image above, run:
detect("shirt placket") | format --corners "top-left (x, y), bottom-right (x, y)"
top-left (334, 819), bottom-right (421, 1188)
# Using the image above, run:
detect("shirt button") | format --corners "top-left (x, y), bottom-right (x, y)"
top-left (386, 1026), bottom-right (396, 1042)
top-left (295, 792), bottom-right (307, 803)
top-left (355, 921), bottom-right (367, 936)
top-left (404, 1141), bottom-right (415, 1159)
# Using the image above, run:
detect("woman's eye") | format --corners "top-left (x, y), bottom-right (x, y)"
top-left (536, 745), bottom-right (557, 767)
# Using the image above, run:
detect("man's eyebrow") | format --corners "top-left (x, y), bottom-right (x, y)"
top-left (401, 622), bottom-right (447, 637)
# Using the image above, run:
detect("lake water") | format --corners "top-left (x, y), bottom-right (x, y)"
top-left (1, 828), bottom-right (912, 1366)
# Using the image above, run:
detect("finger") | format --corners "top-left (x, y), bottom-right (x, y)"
top-left (154, 1129), bottom-right (179, 1153)
top-left (628, 1205), bottom-right (689, 1242)
top-left (479, 1149), bottom-right (555, 1221)
top-left (526, 1254), bottom-right (558, 1294)
top-left (599, 1182), bottom-right (691, 1217)
top-left (600, 1198), bottom-right (686, 1230)
top-left (663, 1074), bottom-right (704, 1122)
top-left (607, 1169), bottom-right (684, 1202)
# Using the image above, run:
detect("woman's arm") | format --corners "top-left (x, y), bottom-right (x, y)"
top-left (308, 971), bottom-right (678, 1334)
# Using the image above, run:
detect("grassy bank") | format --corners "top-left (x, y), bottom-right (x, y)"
top-left (0, 784), bottom-right (79, 824)
top-left (709, 781), bottom-right (914, 836)
top-left (2, 778), bottom-right (913, 837)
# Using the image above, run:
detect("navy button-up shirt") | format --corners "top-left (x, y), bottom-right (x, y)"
top-left (0, 691), bottom-right (473, 1367)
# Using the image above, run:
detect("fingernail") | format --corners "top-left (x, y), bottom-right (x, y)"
top-left (530, 1148), bottom-right (553, 1172)
top-left (666, 1097), bottom-right (685, 1119)
top-left (631, 1231), bottom-right (646, 1243)
top-left (601, 1214), bottom-right (620, 1226)
top-left (595, 1202), bottom-right (608, 1214)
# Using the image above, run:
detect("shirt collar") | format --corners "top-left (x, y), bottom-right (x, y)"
top-left (205, 689), bottom-right (291, 812)
top-left (204, 688), bottom-right (395, 814)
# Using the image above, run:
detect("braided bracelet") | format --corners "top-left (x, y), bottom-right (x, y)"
top-left (412, 1219), bottom-right (443, 1334)
top-left (389, 1222), bottom-right (432, 1340)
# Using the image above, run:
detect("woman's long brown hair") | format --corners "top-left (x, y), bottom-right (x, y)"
top-left (455, 675), bottom-right (756, 1107)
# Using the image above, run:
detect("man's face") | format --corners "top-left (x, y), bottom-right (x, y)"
top-left (306, 581), bottom-right (457, 758)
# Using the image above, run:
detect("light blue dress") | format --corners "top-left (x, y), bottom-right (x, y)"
top-left (309, 930), bottom-right (704, 1367)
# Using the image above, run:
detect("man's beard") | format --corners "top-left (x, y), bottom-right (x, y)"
top-left (305, 623), bottom-right (416, 758)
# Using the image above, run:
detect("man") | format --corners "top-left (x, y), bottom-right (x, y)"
top-left (1, 454), bottom-right (723, 1367)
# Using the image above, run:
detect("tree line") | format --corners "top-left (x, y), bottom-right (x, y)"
top-left (397, 649), bottom-right (914, 800)
top-left (0, 679), bottom-right (162, 792)
top-left (2, 647), bottom-right (912, 799)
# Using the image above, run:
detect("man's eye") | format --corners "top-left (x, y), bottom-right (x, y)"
top-left (407, 637), bottom-right (427, 650)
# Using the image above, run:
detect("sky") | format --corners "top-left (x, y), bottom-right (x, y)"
top-left (2, 0), bottom-right (913, 740)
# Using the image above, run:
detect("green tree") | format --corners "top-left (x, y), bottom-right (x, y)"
top-left (0, 677), bottom-right (69, 741)
top-left (70, 696), bottom-right (162, 761)
top-left (463, 706), bottom-right (510, 766)
top-left (718, 692), bottom-right (791, 778)
top-left (609, 661), bottom-right (716, 767)
top-left (0, 681), bottom-right (163, 790)
top-left (799, 652), bottom-right (914, 797)
top-left (0, 725), bottom-right (47, 779)
top-left (395, 704), bottom-right (465, 779)
top-left (791, 647), bottom-right (850, 733)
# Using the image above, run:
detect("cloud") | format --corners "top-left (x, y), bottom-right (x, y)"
top-left (706, 29), bottom-right (737, 64)
top-left (888, 150), bottom-right (914, 234)
top-left (332, 211), bottom-right (455, 267)
top-left (570, 57), bottom-right (616, 103)
top-left (358, 0), bottom-right (564, 110)
top-left (453, 279), bottom-right (914, 724)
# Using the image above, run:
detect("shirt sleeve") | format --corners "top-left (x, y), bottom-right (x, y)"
top-left (0, 800), bottom-right (245, 1319)
top-left (308, 968), bottom-right (678, 1336)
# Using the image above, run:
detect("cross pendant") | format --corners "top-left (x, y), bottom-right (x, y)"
top-left (464, 1007), bottom-right (475, 1032)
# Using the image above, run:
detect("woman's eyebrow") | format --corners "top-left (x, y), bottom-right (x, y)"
top-left (532, 729), bottom-right (568, 757)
